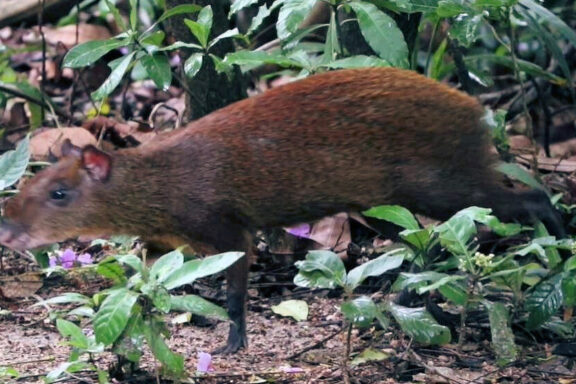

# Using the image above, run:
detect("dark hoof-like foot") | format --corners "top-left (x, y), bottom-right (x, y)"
top-left (212, 340), bottom-right (246, 355)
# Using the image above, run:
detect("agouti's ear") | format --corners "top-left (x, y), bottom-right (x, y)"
top-left (81, 146), bottom-right (112, 182)
top-left (61, 139), bottom-right (82, 158)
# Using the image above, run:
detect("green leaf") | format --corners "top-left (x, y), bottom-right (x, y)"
top-left (197, 5), bottom-right (213, 37)
top-left (324, 55), bottom-right (390, 69)
top-left (104, 0), bottom-right (127, 32)
top-left (33, 292), bottom-right (92, 307)
top-left (140, 31), bottom-right (166, 49)
top-left (0, 367), bottom-right (19, 378)
top-left (341, 296), bottom-right (380, 328)
top-left (518, 0), bottom-right (576, 49)
top-left (208, 28), bottom-right (241, 50)
top-left (525, 274), bottom-right (563, 329)
top-left (92, 52), bottom-right (136, 100)
top-left (388, 303), bottom-right (451, 345)
top-left (144, 321), bottom-right (184, 375)
top-left (63, 39), bottom-right (127, 68)
top-left (486, 301), bottom-right (517, 366)
top-left (93, 288), bottom-right (139, 345)
top-left (229, 0), bottom-right (259, 16)
top-left (224, 50), bottom-right (301, 70)
top-left (392, 271), bottom-right (450, 292)
top-left (438, 281), bottom-right (468, 305)
top-left (294, 250), bottom-right (347, 289)
top-left (449, 13), bottom-right (483, 48)
top-left (348, 2), bottom-right (409, 67)
top-left (96, 260), bottom-right (127, 284)
top-left (156, 4), bottom-right (202, 24)
top-left (399, 228), bottom-right (434, 252)
top-left (466, 55), bottom-right (565, 84)
top-left (346, 248), bottom-right (406, 291)
top-left (246, 4), bottom-right (273, 36)
top-left (184, 53), bottom-right (203, 78)
top-left (164, 252), bottom-right (245, 290)
top-left (322, 10), bottom-right (339, 64)
top-left (141, 54), bottom-right (172, 91)
top-left (363, 205), bottom-right (420, 230)
top-left (271, 300), bottom-right (309, 321)
top-left (129, 0), bottom-right (137, 30)
top-left (276, 0), bottom-right (318, 40)
top-left (116, 254), bottom-right (144, 275)
top-left (170, 294), bottom-right (229, 320)
top-left (434, 214), bottom-right (476, 256)
top-left (184, 19), bottom-right (210, 48)
top-left (57, 319), bottom-right (90, 349)
top-left (350, 348), bottom-right (391, 366)
top-left (0, 135), bottom-right (29, 190)
top-left (150, 249), bottom-right (183, 284)
top-left (159, 41), bottom-right (203, 52)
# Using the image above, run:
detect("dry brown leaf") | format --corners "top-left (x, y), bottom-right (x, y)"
top-left (30, 127), bottom-right (97, 160)
top-left (40, 24), bottom-right (112, 47)
top-left (0, 272), bottom-right (43, 299)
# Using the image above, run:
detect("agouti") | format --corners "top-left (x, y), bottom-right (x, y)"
top-left (0, 67), bottom-right (564, 353)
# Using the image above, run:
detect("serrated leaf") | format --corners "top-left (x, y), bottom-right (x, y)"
top-left (525, 274), bottom-right (563, 329)
top-left (271, 300), bottom-right (308, 321)
top-left (150, 249), bottom-right (183, 283)
top-left (92, 52), bottom-right (135, 100)
top-left (348, 2), bottom-right (409, 67)
top-left (164, 252), bottom-right (244, 290)
top-left (486, 301), bottom-right (517, 366)
top-left (294, 250), bottom-right (347, 289)
top-left (63, 39), bottom-right (127, 68)
top-left (346, 248), bottom-right (406, 290)
top-left (0, 135), bottom-right (29, 190)
top-left (184, 52), bottom-right (204, 78)
top-left (93, 288), bottom-right (139, 345)
top-left (276, 0), bottom-right (318, 40)
top-left (363, 205), bottom-right (420, 230)
top-left (170, 294), bottom-right (229, 320)
top-left (389, 303), bottom-right (451, 345)
top-left (247, 4), bottom-right (273, 36)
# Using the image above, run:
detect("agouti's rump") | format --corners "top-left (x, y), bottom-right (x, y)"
top-left (0, 67), bottom-right (564, 353)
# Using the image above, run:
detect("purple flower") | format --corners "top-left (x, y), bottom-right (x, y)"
top-left (196, 352), bottom-right (214, 373)
top-left (285, 223), bottom-right (311, 239)
top-left (49, 249), bottom-right (93, 269)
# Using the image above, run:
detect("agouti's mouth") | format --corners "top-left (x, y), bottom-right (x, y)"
top-left (0, 222), bottom-right (51, 251)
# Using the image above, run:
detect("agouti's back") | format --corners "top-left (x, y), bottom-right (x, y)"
top-left (0, 67), bottom-right (563, 354)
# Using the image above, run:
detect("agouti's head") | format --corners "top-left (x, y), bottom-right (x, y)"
top-left (0, 140), bottom-right (113, 250)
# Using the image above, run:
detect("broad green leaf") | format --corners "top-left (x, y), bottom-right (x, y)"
top-left (486, 301), bottom-right (517, 366)
top-left (438, 281), bottom-right (468, 305)
top-left (104, 0), bottom-right (127, 32)
top-left (170, 294), bottom-right (229, 320)
top-left (197, 5), bottom-right (213, 35)
top-left (436, 0), bottom-right (470, 17)
top-left (518, 0), bottom-right (576, 49)
top-left (388, 303), bottom-right (451, 345)
top-left (449, 13), bottom-right (483, 48)
top-left (0, 135), bottom-right (29, 190)
top-left (184, 53), bottom-right (203, 78)
top-left (92, 52), bottom-right (136, 100)
top-left (141, 54), bottom-right (172, 91)
top-left (96, 260), bottom-right (127, 284)
top-left (209, 28), bottom-right (242, 50)
top-left (57, 319), bottom-right (89, 349)
top-left (417, 275), bottom-right (467, 295)
top-left (322, 10), bottom-right (339, 64)
top-left (434, 214), bottom-right (476, 256)
top-left (271, 300), bottom-right (309, 321)
top-left (224, 50), bottom-right (301, 70)
top-left (150, 249), bottom-right (183, 283)
top-left (346, 248), bottom-right (406, 290)
top-left (400, 228), bottom-right (433, 252)
top-left (140, 31), bottom-right (166, 49)
top-left (114, 308), bottom-right (145, 363)
top-left (156, 4), bottom-right (202, 24)
top-left (144, 321), bottom-right (184, 375)
top-left (93, 288), bottom-right (139, 345)
top-left (115, 254), bottom-right (144, 275)
top-left (229, 0), bottom-right (259, 16)
top-left (466, 55), bottom-right (565, 84)
top-left (33, 292), bottom-right (91, 307)
top-left (0, 367), bottom-right (19, 378)
top-left (565, 255), bottom-right (576, 272)
top-left (150, 286), bottom-right (171, 313)
top-left (525, 274), bottom-right (563, 329)
top-left (392, 271), bottom-right (450, 292)
top-left (294, 250), bottom-right (346, 289)
top-left (350, 348), bottom-right (391, 366)
top-left (164, 252), bottom-right (245, 290)
top-left (184, 19), bottom-right (210, 48)
top-left (63, 39), bottom-right (127, 68)
top-left (452, 206), bottom-right (522, 237)
top-left (363, 205), bottom-right (420, 230)
top-left (247, 4), bottom-right (273, 36)
top-left (276, 0), bottom-right (318, 40)
top-left (341, 296), bottom-right (380, 328)
top-left (129, 0), bottom-right (137, 30)
top-left (325, 55), bottom-right (390, 69)
top-left (562, 271), bottom-right (576, 309)
top-left (348, 2), bottom-right (409, 67)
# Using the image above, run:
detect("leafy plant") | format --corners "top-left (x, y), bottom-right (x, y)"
top-left (39, 249), bottom-right (244, 380)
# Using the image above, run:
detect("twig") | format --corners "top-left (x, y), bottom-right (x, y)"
top-left (287, 327), bottom-right (342, 360)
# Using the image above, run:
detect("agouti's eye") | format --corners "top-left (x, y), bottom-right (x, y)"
top-left (49, 188), bottom-right (71, 206)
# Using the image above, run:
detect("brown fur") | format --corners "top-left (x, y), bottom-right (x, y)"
top-left (0, 67), bottom-right (563, 353)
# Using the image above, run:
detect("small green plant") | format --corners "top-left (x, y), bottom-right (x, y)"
top-left (39, 249), bottom-right (244, 381)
